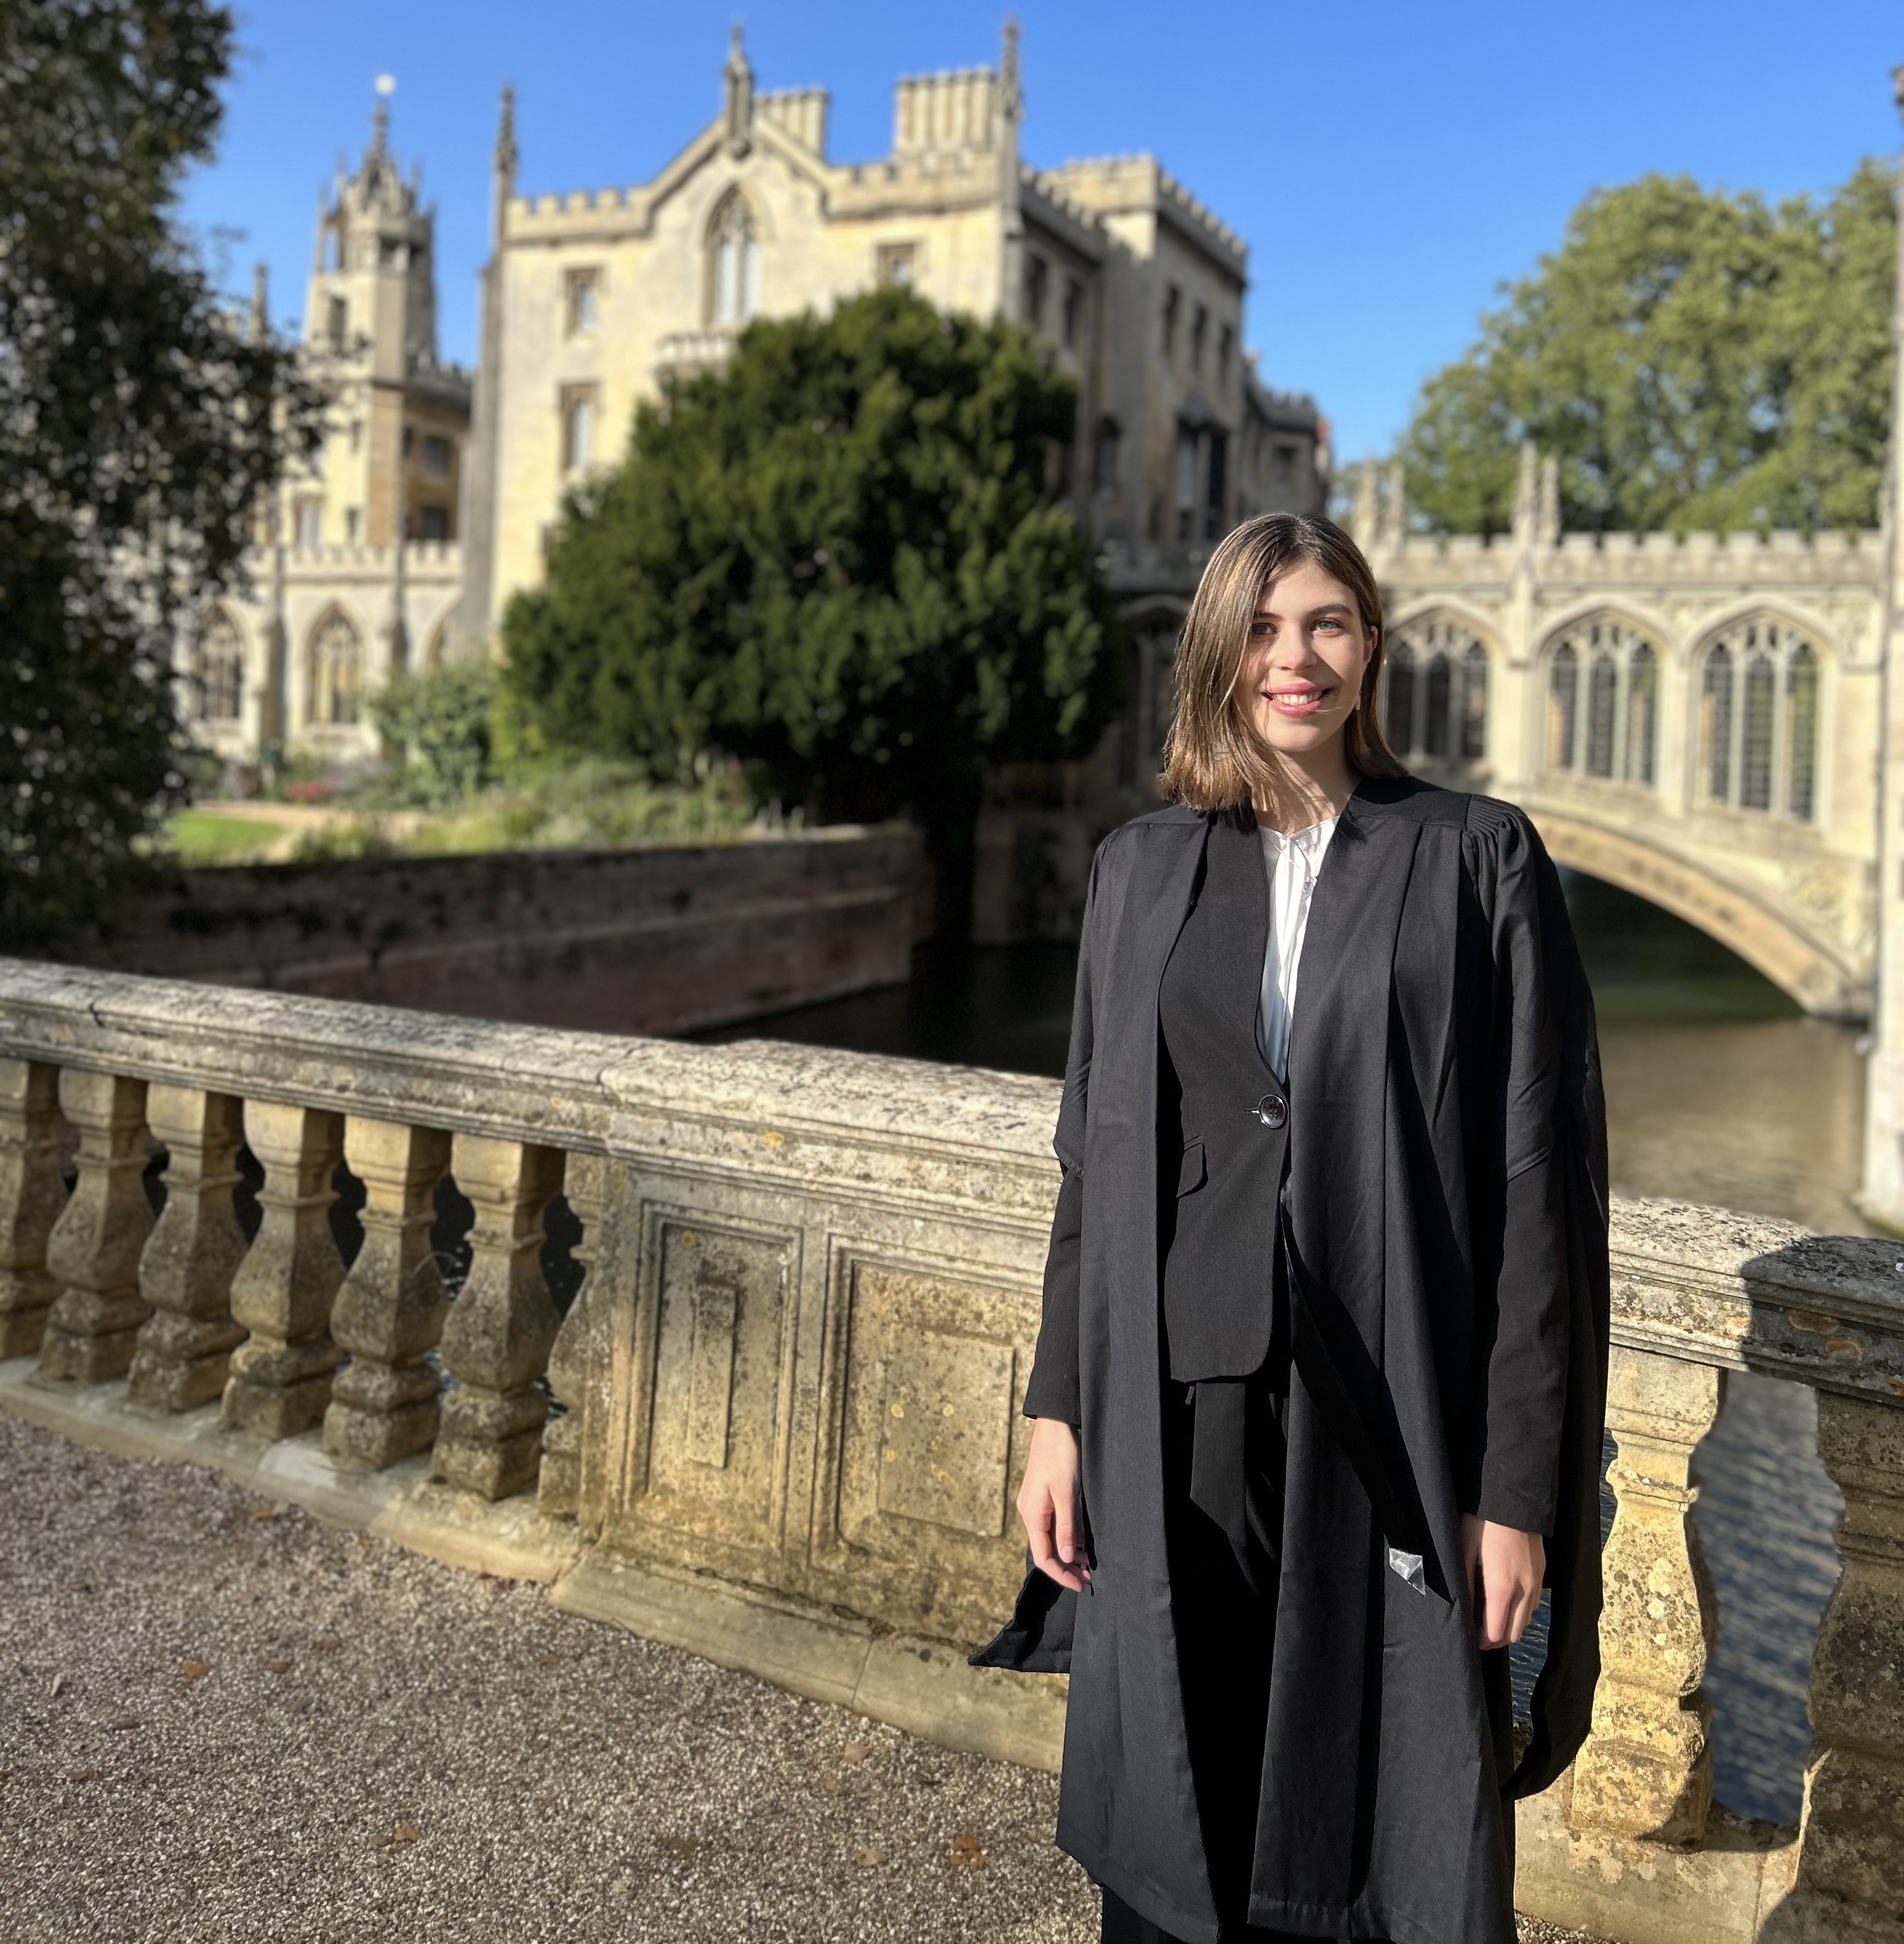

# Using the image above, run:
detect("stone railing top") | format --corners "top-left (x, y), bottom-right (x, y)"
top-left (1, 960), bottom-right (1901, 1397)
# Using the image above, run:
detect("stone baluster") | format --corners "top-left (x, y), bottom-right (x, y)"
top-left (37, 1071), bottom-right (153, 1384)
top-left (1567, 1346), bottom-right (1724, 1845)
top-left (324, 1118), bottom-right (451, 1469)
top-left (538, 1152), bottom-right (606, 1526)
top-left (0, 1060), bottom-right (68, 1359)
top-left (434, 1135), bottom-right (564, 1500)
top-left (127, 1087), bottom-right (249, 1411)
top-left (1763, 1393), bottom-right (1904, 1943)
top-left (222, 1101), bottom-right (346, 1438)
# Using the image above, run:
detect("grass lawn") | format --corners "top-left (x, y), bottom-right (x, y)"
top-left (165, 810), bottom-right (285, 864)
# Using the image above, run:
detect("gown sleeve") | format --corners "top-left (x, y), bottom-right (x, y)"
top-left (1020, 846), bottom-right (1099, 1426)
top-left (1466, 807), bottom-right (1574, 1536)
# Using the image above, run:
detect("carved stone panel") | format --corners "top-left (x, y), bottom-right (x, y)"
top-left (821, 1255), bottom-right (1034, 1637)
top-left (635, 1214), bottom-right (796, 1554)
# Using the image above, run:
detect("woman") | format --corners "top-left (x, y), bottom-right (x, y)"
top-left (973, 513), bottom-right (1609, 1944)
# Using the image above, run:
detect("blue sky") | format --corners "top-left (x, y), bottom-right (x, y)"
top-left (181, 2), bottom-right (1901, 460)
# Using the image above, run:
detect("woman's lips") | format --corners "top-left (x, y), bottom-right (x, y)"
top-left (1262, 684), bottom-right (1332, 717)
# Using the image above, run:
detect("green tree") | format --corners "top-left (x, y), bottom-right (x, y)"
top-left (502, 285), bottom-right (1126, 929)
top-left (0, 0), bottom-right (324, 948)
top-left (1399, 162), bottom-right (1895, 535)
top-left (370, 664), bottom-right (499, 808)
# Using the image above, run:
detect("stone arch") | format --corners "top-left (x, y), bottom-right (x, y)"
top-left (186, 604), bottom-right (248, 724)
top-left (306, 605), bottom-right (363, 727)
top-left (705, 188), bottom-right (762, 327)
top-left (1527, 807), bottom-right (1867, 1020)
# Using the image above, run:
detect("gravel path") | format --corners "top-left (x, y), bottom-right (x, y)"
top-left (0, 1407), bottom-right (1602, 1943)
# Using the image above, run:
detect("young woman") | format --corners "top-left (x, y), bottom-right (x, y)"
top-left (974, 514), bottom-right (1610, 1944)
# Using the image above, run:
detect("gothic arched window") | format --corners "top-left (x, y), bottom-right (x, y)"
top-left (1697, 617), bottom-right (1822, 821)
top-left (191, 610), bottom-right (244, 723)
top-left (309, 609), bottom-right (362, 726)
top-left (1542, 616), bottom-right (1658, 786)
top-left (710, 195), bottom-right (761, 327)
top-left (1383, 617), bottom-right (1487, 768)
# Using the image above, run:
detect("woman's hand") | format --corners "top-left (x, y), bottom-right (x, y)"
top-left (1461, 1514), bottom-right (1544, 1649)
top-left (1017, 1417), bottom-right (1091, 1593)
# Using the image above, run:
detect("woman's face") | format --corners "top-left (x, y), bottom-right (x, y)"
top-left (1233, 560), bottom-right (1374, 759)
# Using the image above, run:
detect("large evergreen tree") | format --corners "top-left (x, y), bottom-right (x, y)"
top-left (0, 0), bottom-right (324, 948)
top-left (502, 286), bottom-right (1127, 929)
top-left (1398, 162), bottom-right (1895, 535)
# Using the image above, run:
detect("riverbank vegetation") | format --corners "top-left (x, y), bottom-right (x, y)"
top-left (1395, 161), bottom-right (1895, 536)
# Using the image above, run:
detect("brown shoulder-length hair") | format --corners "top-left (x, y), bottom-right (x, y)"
top-left (1158, 512), bottom-right (1407, 811)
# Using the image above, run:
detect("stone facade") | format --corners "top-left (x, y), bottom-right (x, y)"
top-left (181, 89), bottom-right (472, 771)
top-left (459, 26), bottom-right (1328, 649)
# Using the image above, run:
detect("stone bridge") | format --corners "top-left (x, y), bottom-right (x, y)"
top-left (1, 963), bottom-right (1902, 1943)
top-left (1356, 450), bottom-right (1883, 1024)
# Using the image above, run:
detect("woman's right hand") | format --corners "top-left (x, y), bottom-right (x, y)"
top-left (1017, 1416), bottom-right (1090, 1592)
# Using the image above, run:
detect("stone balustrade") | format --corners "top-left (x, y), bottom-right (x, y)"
top-left (0, 957), bottom-right (1900, 1944)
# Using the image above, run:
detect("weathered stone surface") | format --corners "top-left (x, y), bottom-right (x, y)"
top-left (538, 1150), bottom-right (606, 1526)
top-left (432, 1135), bottom-right (562, 1500)
top-left (36, 1071), bottom-right (152, 1384)
top-left (86, 827), bottom-right (923, 1040)
top-left (127, 1086), bottom-right (248, 1411)
top-left (0, 1059), bottom-right (67, 1358)
top-left (1570, 1348), bottom-right (1725, 1844)
top-left (1761, 1394), bottom-right (1904, 1941)
top-left (222, 1100), bottom-right (346, 1438)
top-left (324, 1117), bottom-right (451, 1469)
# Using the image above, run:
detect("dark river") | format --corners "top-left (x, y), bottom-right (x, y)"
top-left (698, 873), bottom-right (1859, 1827)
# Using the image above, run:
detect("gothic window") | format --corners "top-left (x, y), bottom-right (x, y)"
top-left (877, 241), bottom-right (917, 286)
top-left (1163, 285), bottom-right (1180, 358)
top-left (1192, 304), bottom-right (1208, 373)
top-left (1094, 417), bottom-right (1121, 494)
top-left (308, 610), bottom-right (361, 727)
top-left (1542, 616), bottom-right (1658, 786)
top-left (191, 611), bottom-right (244, 724)
top-left (326, 295), bottom-right (348, 352)
top-left (421, 435), bottom-right (451, 480)
top-left (560, 384), bottom-right (598, 473)
top-left (1217, 323), bottom-right (1233, 389)
top-left (294, 497), bottom-right (324, 548)
top-left (1175, 428), bottom-right (1198, 542)
top-left (565, 267), bottom-right (600, 337)
top-left (1696, 617), bottom-right (1822, 822)
top-left (1024, 253), bottom-right (1048, 331)
top-left (1384, 617), bottom-right (1488, 768)
top-left (710, 195), bottom-right (761, 326)
top-left (1063, 278), bottom-right (1084, 350)
top-left (1204, 429), bottom-right (1227, 540)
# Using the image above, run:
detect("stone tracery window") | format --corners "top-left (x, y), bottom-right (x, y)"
top-left (308, 608), bottom-right (361, 727)
top-left (709, 193), bottom-right (761, 326)
top-left (1543, 615), bottom-right (1657, 787)
top-left (1697, 617), bottom-right (1818, 821)
top-left (190, 610), bottom-right (244, 724)
top-left (1381, 616), bottom-right (1488, 766)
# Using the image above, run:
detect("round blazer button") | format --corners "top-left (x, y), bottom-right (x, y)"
top-left (1254, 1093), bottom-right (1287, 1130)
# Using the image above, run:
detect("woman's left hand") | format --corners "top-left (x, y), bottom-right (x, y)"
top-left (1460, 1515), bottom-right (1545, 1650)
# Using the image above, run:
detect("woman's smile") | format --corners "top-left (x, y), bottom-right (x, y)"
top-left (1261, 678), bottom-right (1334, 717)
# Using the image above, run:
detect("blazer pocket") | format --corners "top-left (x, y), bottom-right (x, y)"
top-left (1176, 1137), bottom-right (1206, 1196)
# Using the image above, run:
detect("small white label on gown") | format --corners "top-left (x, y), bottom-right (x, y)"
top-left (1386, 1545), bottom-right (1427, 1594)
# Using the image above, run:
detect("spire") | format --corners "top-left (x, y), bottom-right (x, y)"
top-left (249, 261), bottom-right (269, 344)
top-left (1000, 15), bottom-right (1023, 125)
top-left (723, 25), bottom-right (754, 156)
top-left (371, 73), bottom-right (395, 160)
top-left (494, 82), bottom-right (518, 190)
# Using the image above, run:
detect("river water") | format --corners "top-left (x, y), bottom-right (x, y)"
top-left (698, 873), bottom-right (1859, 1827)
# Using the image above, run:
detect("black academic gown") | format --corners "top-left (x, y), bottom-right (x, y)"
top-left (974, 777), bottom-right (1611, 1944)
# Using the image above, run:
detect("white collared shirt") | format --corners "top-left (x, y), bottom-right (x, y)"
top-left (1255, 815), bottom-right (1339, 1079)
